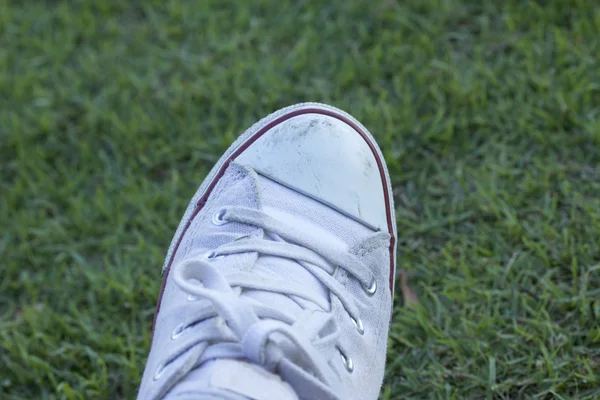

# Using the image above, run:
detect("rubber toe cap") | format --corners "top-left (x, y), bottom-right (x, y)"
top-left (235, 112), bottom-right (387, 230)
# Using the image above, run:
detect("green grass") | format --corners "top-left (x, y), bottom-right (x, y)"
top-left (1, 0), bottom-right (600, 398)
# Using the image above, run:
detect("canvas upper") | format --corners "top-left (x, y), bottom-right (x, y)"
top-left (138, 104), bottom-right (396, 400)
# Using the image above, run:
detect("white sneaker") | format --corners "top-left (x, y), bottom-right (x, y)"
top-left (138, 103), bottom-right (397, 400)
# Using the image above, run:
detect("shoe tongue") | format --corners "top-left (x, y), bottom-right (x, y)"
top-left (164, 359), bottom-right (298, 400)
top-left (241, 175), bottom-right (373, 317)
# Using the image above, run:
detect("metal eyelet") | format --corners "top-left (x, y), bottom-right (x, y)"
top-left (212, 209), bottom-right (228, 225)
top-left (171, 323), bottom-right (186, 340)
top-left (339, 350), bottom-right (354, 373)
top-left (187, 294), bottom-right (198, 302)
top-left (362, 277), bottom-right (377, 296)
top-left (153, 364), bottom-right (165, 381)
top-left (350, 315), bottom-right (364, 335)
top-left (205, 251), bottom-right (224, 260)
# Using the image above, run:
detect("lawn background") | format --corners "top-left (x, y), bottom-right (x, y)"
top-left (1, 0), bottom-right (599, 399)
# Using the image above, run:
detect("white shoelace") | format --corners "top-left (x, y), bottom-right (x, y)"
top-left (164, 206), bottom-right (377, 399)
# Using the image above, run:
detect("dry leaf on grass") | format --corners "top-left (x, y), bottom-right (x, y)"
top-left (399, 270), bottom-right (419, 309)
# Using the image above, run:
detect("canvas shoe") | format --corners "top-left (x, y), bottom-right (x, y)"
top-left (138, 103), bottom-right (397, 400)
